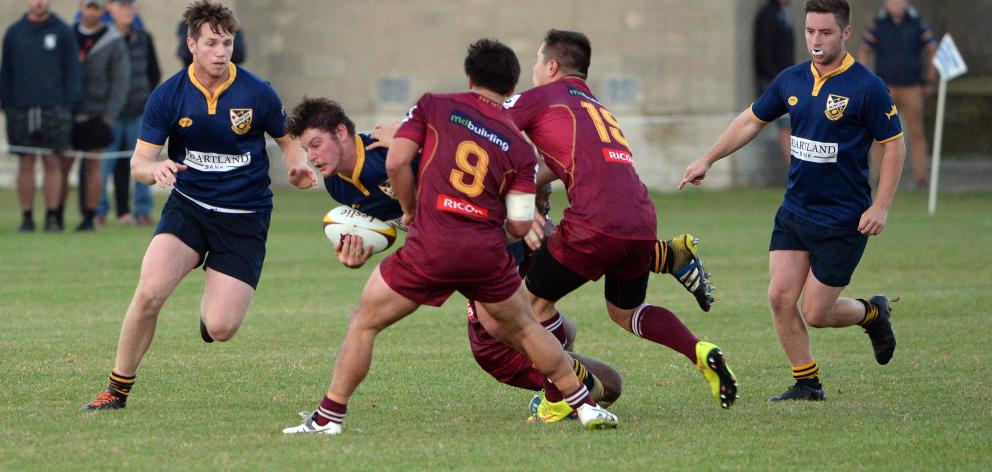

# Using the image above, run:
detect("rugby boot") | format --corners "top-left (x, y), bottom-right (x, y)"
top-left (527, 391), bottom-right (575, 424)
top-left (695, 341), bottom-right (738, 409)
top-left (282, 411), bottom-right (342, 435)
top-left (652, 235), bottom-right (715, 311)
top-left (575, 403), bottom-right (619, 430)
top-left (863, 295), bottom-right (897, 365)
top-left (81, 390), bottom-right (127, 410)
top-left (200, 317), bottom-right (214, 343)
top-left (770, 382), bottom-right (826, 402)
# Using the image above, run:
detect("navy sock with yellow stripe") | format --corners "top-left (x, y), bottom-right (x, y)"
top-left (108, 371), bottom-right (135, 399)
top-left (858, 298), bottom-right (879, 326)
top-left (792, 361), bottom-right (820, 386)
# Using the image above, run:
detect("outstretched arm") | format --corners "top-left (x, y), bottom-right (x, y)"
top-left (679, 109), bottom-right (767, 189)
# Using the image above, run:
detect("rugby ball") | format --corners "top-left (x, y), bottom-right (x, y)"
top-left (322, 206), bottom-right (398, 254)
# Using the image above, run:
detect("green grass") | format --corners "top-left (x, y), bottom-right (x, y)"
top-left (1, 187), bottom-right (990, 471)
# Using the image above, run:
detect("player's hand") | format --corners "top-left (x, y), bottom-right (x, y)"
top-left (401, 210), bottom-right (415, 227)
top-left (288, 165), bottom-right (318, 190)
top-left (523, 213), bottom-right (554, 251)
top-left (366, 121), bottom-right (400, 151)
top-left (679, 159), bottom-right (711, 190)
top-left (858, 204), bottom-right (889, 235)
top-left (152, 160), bottom-right (188, 188)
top-left (335, 234), bottom-right (373, 269)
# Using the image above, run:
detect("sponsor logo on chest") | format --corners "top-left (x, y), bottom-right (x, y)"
top-left (602, 148), bottom-right (634, 165)
top-left (436, 194), bottom-right (489, 218)
top-left (185, 149), bottom-right (252, 172)
top-left (790, 136), bottom-right (838, 164)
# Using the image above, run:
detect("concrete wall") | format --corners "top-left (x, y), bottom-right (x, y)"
top-left (1, 0), bottom-right (989, 190)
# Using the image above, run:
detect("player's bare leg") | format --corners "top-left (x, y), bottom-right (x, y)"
top-left (82, 234), bottom-right (200, 410)
top-left (768, 250), bottom-right (824, 401)
top-left (607, 300), bottom-right (737, 408)
top-left (200, 269), bottom-right (255, 342)
top-left (114, 235), bottom-right (201, 375)
top-left (284, 265), bottom-right (418, 435)
top-left (326, 266), bottom-right (419, 404)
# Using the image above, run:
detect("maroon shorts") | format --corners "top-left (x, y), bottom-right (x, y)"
top-left (548, 219), bottom-right (655, 281)
top-left (467, 315), bottom-right (543, 390)
top-left (380, 248), bottom-right (523, 307)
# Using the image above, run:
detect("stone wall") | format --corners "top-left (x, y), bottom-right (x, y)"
top-left (0, 0), bottom-right (988, 189)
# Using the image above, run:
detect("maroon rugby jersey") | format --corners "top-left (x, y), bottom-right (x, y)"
top-left (506, 77), bottom-right (656, 240)
top-left (393, 92), bottom-right (536, 280)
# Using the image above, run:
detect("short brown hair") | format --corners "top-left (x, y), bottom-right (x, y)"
top-left (286, 97), bottom-right (356, 138)
top-left (184, 0), bottom-right (237, 40)
top-left (542, 29), bottom-right (592, 79)
top-left (805, 0), bottom-right (850, 28)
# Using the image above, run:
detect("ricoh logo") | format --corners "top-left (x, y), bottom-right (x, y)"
top-left (602, 148), bottom-right (634, 165)
top-left (437, 194), bottom-right (488, 218)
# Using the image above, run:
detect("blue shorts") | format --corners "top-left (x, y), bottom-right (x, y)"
top-left (769, 207), bottom-right (868, 287)
top-left (155, 193), bottom-right (271, 289)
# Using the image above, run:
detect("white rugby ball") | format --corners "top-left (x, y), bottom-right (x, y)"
top-left (322, 206), bottom-right (398, 254)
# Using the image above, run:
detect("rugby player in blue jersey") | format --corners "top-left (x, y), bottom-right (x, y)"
top-left (82, 0), bottom-right (316, 411)
top-left (680, 0), bottom-right (906, 401)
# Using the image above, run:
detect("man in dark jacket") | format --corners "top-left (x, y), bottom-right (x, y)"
top-left (754, 0), bottom-right (795, 164)
top-left (61, 0), bottom-right (129, 232)
top-left (97, 0), bottom-right (160, 226)
top-left (1, 0), bottom-right (82, 232)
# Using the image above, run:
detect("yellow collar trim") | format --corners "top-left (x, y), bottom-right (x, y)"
top-left (187, 63), bottom-right (237, 115)
top-left (337, 134), bottom-right (370, 196)
top-left (810, 53), bottom-right (855, 97)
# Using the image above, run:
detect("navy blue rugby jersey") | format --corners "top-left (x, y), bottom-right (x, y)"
top-left (138, 63), bottom-right (290, 211)
top-left (323, 133), bottom-right (421, 222)
top-left (751, 53), bottom-right (903, 229)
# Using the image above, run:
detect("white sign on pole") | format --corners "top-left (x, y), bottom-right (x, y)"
top-left (928, 33), bottom-right (968, 216)
top-left (933, 34), bottom-right (968, 81)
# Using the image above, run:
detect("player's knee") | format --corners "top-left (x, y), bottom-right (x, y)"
top-left (803, 308), bottom-right (830, 328)
top-left (208, 325), bottom-right (238, 342)
top-left (768, 288), bottom-right (798, 314)
top-left (133, 285), bottom-right (168, 314)
top-left (606, 307), bottom-right (633, 329)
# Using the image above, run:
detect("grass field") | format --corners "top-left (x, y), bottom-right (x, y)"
top-left (1, 187), bottom-right (990, 471)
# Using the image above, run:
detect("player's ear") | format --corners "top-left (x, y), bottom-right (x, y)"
top-left (186, 35), bottom-right (196, 56)
top-left (547, 58), bottom-right (559, 78)
top-left (842, 24), bottom-right (853, 42)
top-left (335, 123), bottom-right (350, 141)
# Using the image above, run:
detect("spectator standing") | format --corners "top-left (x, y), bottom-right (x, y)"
top-left (61, 0), bottom-right (129, 232)
top-left (859, 0), bottom-right (937, 188)
top-left (754, 0), bottom-right (796, 164)
top-left (97, 0), bottom-right (160, 226)
top-left (1, 0), bottom-right (81, 232)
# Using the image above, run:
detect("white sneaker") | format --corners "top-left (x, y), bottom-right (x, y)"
top-left (575, 403), bottom-right (619, 430)
top-left (282, 411), bottom-right (343, 435)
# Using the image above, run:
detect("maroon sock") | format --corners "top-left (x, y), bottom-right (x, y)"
top-left (630, 304), bottom-right (699, 363)
top-left (540, 311), bottom-right (567, 346)
top-left (542, 377), bottom-right (563, 402)
top-left (314, 396), bottom-right (347, 426)
top-left (563, 384), bottom-right (594, 409)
